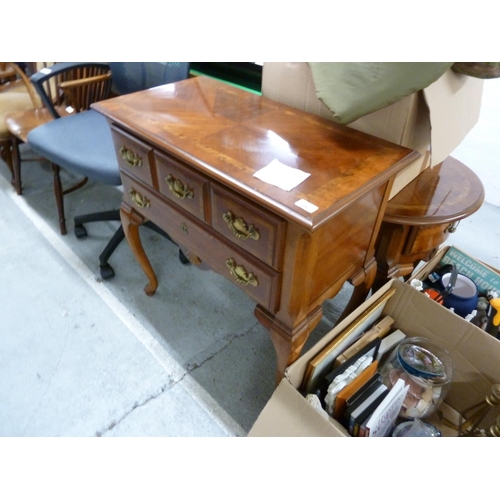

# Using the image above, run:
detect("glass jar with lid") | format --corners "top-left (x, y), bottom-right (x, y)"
top-left (381, 337), bottom-right (454, 419)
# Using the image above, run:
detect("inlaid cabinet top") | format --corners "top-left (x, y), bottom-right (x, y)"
top-left (93, 76), bottom-right (418, 230)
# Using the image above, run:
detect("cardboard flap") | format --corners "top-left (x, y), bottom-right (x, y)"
top-left (248, 379), bottom-right (349, 437)
top-left (423, 69), bottom-right (484, 166)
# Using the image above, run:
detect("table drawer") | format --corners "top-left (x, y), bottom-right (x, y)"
top-left (211, 184), bottom-right (285, 270)
top-left (121, 175), bottom-right (281, 312)
top-left (404, 223), bottom-right (453, 255)
top-left (111, 125), bottom-right (155, 186)
top-left (155, 150), bottom-right (208, 222)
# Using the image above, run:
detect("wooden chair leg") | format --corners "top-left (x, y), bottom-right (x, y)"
top-left (1, 138), bottom-right (13, 180)
top-left (51, 163), bottom-right (67, 235)
top-left (10, 137), bottom-right (22, 195)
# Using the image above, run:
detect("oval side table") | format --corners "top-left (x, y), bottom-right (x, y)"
top-left (374, 156), bottom-right (485, 290)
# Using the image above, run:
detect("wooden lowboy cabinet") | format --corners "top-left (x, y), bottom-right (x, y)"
top-left (92, 76), bottom-right (418, 382)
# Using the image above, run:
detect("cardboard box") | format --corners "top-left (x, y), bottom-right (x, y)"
top-left (261, 63), bottom-right (483, 198)
top-left (248, 278), bottom-right (500, 437)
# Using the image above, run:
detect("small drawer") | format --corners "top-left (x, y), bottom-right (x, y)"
top-left (404, 223), bottom-right (453, 256)
top-left (155, 150), bottom-right (208, 222)
top-left (111, 125), bottom-right (155, 187)
top-left (180, 221), bottom-right (281, 313)
top-left (211, 184), bottom-right (285, 270)
top-left (121, 174), bottom-right (280, 312)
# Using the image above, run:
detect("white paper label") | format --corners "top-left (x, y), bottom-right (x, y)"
top-left (295, 199), bottom-right (318, 213)
top-left (253, 159), bottom-right (310, 191)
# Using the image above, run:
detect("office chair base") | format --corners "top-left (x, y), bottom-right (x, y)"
top-left (74, 209), bottom-right (120, 239)
top-left (100, 264), bottom-right (115, 280)
top-left (74, 224), bottom-right (88, 238)
top-left (73, 209), bottom-right (190, 280)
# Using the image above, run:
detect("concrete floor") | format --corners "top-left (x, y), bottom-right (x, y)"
top-left (1, 79), bottom-right (499, 437)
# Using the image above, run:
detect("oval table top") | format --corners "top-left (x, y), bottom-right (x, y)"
top-left (384, 156), bottom-right (485, 226)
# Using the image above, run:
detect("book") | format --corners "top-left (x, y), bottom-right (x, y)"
top-left (353, 390), bottom-right (390, 437)
top-left (346, 383), bottom-right (389, 436)
top-left (333, 360), bottom-right (379, 420)
top-left (345, 373), bottom-right (382, 410)
top-left (364, 378), bottom-right (409, 437)
top-left (438, 246), bottom-right (500, 296)
top-left (357, 392), bottom-right (393, 437)
top-left (358, 413), bottom-right (373, 437)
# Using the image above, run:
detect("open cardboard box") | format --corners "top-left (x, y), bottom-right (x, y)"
top-left (248, 278), bottom-right (500, 437)
top-left (261, 63), bottom-right (484, 198)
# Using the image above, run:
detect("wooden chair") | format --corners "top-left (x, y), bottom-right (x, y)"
top-left (0, 63), bottom-right (42, 189)
top-left (4, 62), bottom-right (112, 234)
top-left (0, 62), bottom-right (17, 84)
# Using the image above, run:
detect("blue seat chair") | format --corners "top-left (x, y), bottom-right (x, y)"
top-left (4, 62), bottom-right (112, 197)
top-left (27, 62), bottom-right (190, 279)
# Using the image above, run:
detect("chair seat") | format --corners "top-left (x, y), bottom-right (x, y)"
top-left (27, 109), bottom-right (122, 185)
top-left (0, 91), bottom-right (38, 138)
top-left (1, 79), bottom-right (36, 93)
top-left (5, 106), bottom-right (70, 143)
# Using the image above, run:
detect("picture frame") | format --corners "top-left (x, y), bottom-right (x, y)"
top-left (301, 288), bottom-right (396, 394)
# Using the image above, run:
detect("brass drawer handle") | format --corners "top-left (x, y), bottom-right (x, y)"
top-left (445, 221), bottom-right (460, 234)
top-left (226, 258), bottom-right (258, 287)
top-left (223, 211), bottom-right (260, 241)
top-left (129, 188), bottom-right (150, 209)
top-left (165, 174), bottom-right (194, 199)
top-left (120, 146), bottom-right (143, 168)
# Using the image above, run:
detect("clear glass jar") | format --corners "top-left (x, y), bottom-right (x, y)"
top-left (381, 337), bottom-right (453, 419)
top-left (392, 419), bottom-right (442, 437)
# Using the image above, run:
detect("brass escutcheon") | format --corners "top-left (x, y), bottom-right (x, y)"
top-left (223, 211), bottom-right (260, 240)
top-left (165, 174), bottom-right (194, 199)
top-left (120, 146), bottom-right (142, 168)
top-left (226, 258), bottom-right (258, 287)
top-left (129, 189), bottom-right (150, 209)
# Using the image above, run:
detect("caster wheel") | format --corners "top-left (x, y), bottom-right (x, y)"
top-left (100, 264), bottom-right (115, 280)
top-left (179, 248), bottom-right (190, 265)
top-left (74, 224), bottom-right (88, 238)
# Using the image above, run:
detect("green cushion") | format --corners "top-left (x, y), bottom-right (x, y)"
top-left (308, 62), bottom-right (454, 124)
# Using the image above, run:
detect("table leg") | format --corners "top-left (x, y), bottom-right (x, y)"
top-left (336, 258), bottom-right (378, 325)
top-left (120, 203), bottom-right (158, 296)
top-left (255, 305), bottom-right (323, 385)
